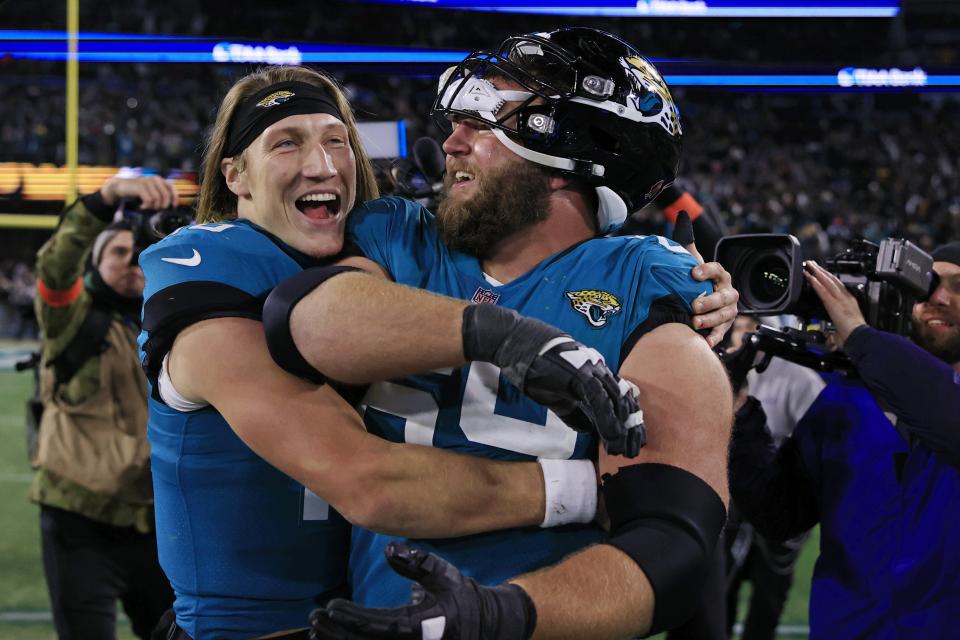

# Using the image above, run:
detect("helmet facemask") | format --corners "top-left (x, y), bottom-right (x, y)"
top-left (432, 29), bottom-right (683, 233)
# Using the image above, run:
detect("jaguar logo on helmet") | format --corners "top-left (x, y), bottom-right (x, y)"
top-left (256, 90), bottom-right (295, 109)
top-left (623, 56), bottom-right (682, 137)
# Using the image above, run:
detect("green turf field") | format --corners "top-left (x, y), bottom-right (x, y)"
top-left (0, 356), bottom-right (817, 639)
top-left (0, 367), bottom-right (137, 640)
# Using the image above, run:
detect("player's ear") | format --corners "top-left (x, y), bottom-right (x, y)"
top-left (549, 173), bottom-right (571, 191)
top-left (222, 155), bottom-right (250, 198)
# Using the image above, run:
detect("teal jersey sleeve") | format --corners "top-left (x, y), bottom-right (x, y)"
top-left (138, 220), bottom-right (303, 390)
top-left (616, 234), bottom-right (713, 349)
top-left (347, 196), bottom-right (439, 282)
top-left (140, 221), bottom-right (298, 300)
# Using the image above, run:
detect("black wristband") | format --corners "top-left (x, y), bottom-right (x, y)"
top-left (461, 303), bottom-right (522, 363)
top-left (262, 265), bottom-right (362, 384)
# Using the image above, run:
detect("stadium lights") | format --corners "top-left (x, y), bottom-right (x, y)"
top-left (836, 67), bottom-right (928, 88)
top-left (354, 0), bottom-right (900, 18)
top-left (0, 30), bottom-right (470, 64)
top-left (5, 31), bottom-right (957, 90)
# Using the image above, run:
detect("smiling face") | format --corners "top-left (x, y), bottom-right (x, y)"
top-left (911, 261), bottom-right (960, 366)
top-left (222, 112), bottom-right (357, 258)
top-left (437, 78), bottom-right (553, 258)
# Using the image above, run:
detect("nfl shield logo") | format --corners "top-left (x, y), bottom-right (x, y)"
top-left (471, 287), bottom-right (501, 305)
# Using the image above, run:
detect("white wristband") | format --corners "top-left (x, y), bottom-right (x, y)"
top-left (538, 458), bottom-right (598, 528)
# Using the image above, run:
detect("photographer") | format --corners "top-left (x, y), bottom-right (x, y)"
top-left (729, 243), bottom-right (960, 639)
top-left (32, 176), bottom-right (175, 639)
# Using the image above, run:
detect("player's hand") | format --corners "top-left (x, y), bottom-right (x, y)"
top-left (691, 262), bottom-right (739, 348)
top-left (309, 542), bottom-right (536, 640)
top-left (99, 176), bottom-right (177, 210)
top-left (803, 260), bottom-right (866, 348)
top-left (671, 211), bottom-right (738, 348)
top-left (462, 303), bottom-right (645, 457)
top-left (520, 336), bottom-right (645, 457)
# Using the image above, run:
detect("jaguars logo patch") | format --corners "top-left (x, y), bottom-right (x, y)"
top-left (622, 56), bottom-right (682, 137)
top-left (566, 290), bottom-right (621, 328)
top-left (256, 90), bottom-right (295, 108)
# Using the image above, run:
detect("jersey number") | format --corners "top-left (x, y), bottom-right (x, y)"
top-left (360, 362), bottom-right (578, 459)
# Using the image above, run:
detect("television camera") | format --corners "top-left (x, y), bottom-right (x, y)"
top-left (716, 234), bottom-right (936, 379)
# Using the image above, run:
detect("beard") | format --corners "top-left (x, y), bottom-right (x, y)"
top-left (436, 160), bottom-right (552, 260)
top-left (911, 319), bottom-right (960, 366)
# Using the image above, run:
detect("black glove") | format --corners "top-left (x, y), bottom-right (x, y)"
top-left (462, 303), bottom-right (645, 457)
top-left (310, 542), bottom-right (536, 640)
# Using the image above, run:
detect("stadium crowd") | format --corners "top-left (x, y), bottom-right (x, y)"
top-left (0, 9), bottom-right (957, 331)
top-left (3, 79), bottom-right (959, 255)
top-left (3, 3), bottom-right (960, 253)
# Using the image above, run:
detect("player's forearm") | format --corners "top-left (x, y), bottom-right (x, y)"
top-left (511, 544), bottom-right (654, 640)
top-left (289, 272), bottom-right (469, 384)
top-left (351, 443), bottom-right (545, 537)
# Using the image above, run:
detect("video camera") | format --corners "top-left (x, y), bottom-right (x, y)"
top-left (122, 199), bottom-right (195, 262)
top-left (715, 234), bottom-right (936, 377)
top-left (388, 137), bottom-right (446, 211)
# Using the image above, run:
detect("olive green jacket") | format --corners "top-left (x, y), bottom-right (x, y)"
top-left (30, 196), bottom-right (154, 533)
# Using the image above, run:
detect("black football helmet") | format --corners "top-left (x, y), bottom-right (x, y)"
top-left (432, 27), bottom-right (682, 233)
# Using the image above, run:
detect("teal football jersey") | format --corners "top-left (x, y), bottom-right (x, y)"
top-left (139, 220), bottom-right (350, 639)
top-left (345, 197), bottom-right (712, 606)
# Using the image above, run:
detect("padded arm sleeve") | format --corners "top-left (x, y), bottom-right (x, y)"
top-left (602, 463), bottom-right (726, 635)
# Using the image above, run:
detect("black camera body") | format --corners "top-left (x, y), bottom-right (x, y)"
top-left (123, 204), bottom-right (195, 259)
top-left (716, 234), bottom-right (934, 336)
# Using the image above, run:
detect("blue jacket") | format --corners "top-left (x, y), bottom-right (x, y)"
top-left (731, 327), bottom-right (960, 639)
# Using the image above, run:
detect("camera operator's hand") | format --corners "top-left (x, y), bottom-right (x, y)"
top-left (804, 261), bottom-right (866, 348)
top-left (100, 176), bottom-right (177, 210)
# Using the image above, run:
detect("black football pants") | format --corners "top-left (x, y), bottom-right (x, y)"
top-left (40, 505), bottom-right (174, 640)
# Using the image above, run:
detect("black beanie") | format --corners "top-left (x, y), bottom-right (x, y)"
top-left (932, 241), bottom-right (960, 267)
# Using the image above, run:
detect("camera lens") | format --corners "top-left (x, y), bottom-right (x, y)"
top-left (743, 253), bottom-right (790, 309)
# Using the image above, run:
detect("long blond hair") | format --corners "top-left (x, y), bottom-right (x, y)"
top-left (196, 66), bottom-right (379, 223)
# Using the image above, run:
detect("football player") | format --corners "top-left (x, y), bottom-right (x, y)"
top-left (271, 29), bottom-right (735, 639)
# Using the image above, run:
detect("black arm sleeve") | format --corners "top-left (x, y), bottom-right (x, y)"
top-left (602, 464), bottom-right (727, 635)
top-left (729, 397), bottom-right (819, 542)
top-left (843, 325), bottom-right (960, 466)
top-left (140, 281), bottom-right (265, 400)
top-left (620, 295), bottom-right (694, 363)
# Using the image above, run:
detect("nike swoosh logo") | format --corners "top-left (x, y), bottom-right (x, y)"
top-left (161, 249), bottom-right (201, 267)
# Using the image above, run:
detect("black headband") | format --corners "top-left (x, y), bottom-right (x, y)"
top-left (223, 81), bottom-right (345, 158)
